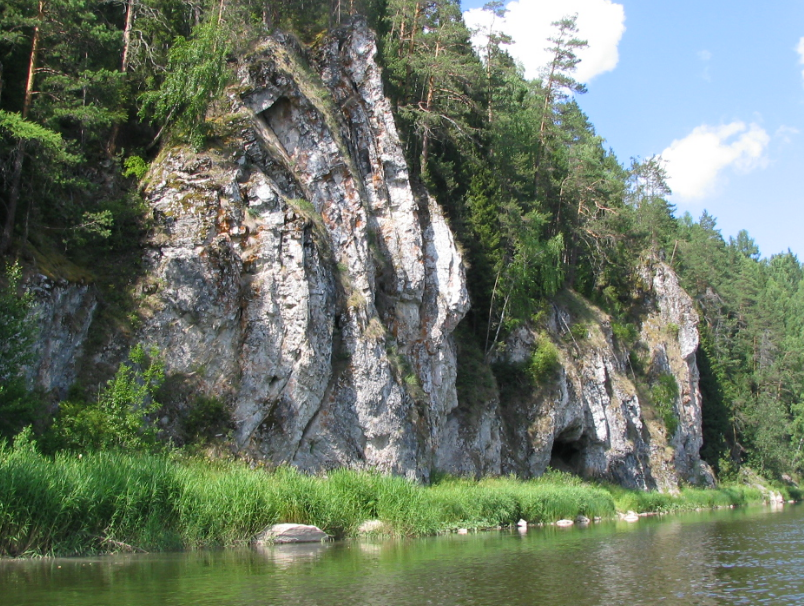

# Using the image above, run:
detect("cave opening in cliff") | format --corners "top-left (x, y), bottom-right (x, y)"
top-left (549, 433), bottom-right (587, 476)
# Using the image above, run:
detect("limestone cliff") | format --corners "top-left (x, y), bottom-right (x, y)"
top-left (23, 21), bottom-right (712, 489)
top-left (491, 267), bottom-right (713, 491)
top-left (129, 23), bottom-right (468, 479)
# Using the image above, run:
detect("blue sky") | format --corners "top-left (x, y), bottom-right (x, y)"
top-left (462, 0), bottom-right (804, 259)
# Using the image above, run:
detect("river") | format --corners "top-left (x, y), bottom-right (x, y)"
top-left (3, 504), bottom-right (803, 605)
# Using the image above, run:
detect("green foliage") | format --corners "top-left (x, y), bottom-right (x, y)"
top-left (48, 344), bottom-right (165, 452)
top-left (605, 482), bottom-right (762, 514)
top-left (611, 321), bottom-right (639, 345)
top-left (0, 263), bottom-right (43, 438)
top-left (455, 327), bottom-right (498, 413)
top-left (529, 336), bottom-right (560, 384)
top-left (569, 322), bottom-right (588, 341)
top-left (0, 110), bottom-right (75, 161)
top-left (181, 396), bottom-right (232, 444)
top-left (669, 212), bottom-right (804, 479)
top-left (0, 438), bottom-right (774, 557)
top-left (650, 374), bottom-right (679, 436)
top-left (123, 155), bottom-right (149, 180)
top-left (0, 263), bottom-right (34, 384)
top-left (697, 328), bottom-right (730, 470)
top-left (383, 0), bottom-right (483, 171)
top-left (139, 17), bottom-right (231, 148)
top-left (427, 473), bottom-right (614, 528)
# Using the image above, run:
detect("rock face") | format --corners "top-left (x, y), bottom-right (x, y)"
top-left (494, 265), bottom-right (713, 490)
top-left (136, 21), bottom-right (468, 479)
top-left (24, 274), bottom-right (97, 399)
top-left (639, 258), bottom-right (713, 487)
top-left (24, 21), bottom-right (711, 490)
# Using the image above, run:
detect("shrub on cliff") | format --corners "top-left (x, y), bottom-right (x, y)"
top-left (47, 344), bottom-right (165, 452)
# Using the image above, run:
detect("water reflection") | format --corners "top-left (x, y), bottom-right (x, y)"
top-left (2, 505), bottom-right (803, 606)
top-left (253, 542), bottom-right (331, 569)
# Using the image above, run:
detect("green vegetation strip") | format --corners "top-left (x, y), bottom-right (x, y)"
top-left (0, 434), bottom-right (769, 557)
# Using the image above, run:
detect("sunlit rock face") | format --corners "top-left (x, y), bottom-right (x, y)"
top-left (25, 21), bottom-right (710, 490)
top-left (134, 20), bottom-right (469, 479)
top-left (495, 260), bottom-right (713, 490)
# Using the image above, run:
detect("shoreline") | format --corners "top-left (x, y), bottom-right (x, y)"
top-left (1, 441), bottom-right (789, 558)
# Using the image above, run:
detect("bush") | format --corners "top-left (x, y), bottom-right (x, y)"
top-left (529, 336), bottom-right (560, 384)
top-left (611, 321), bottom-right (639, 344)
top-left (0, 263), bottom-right (41, 438)
top-left (651, 374), bottom-right (679, 436)
top-left (181, 396), bottom-right (232, 443)
top-left (122, 155), bottom-right (149, 180)
top-left (569, 322), bottom-right (588, 341)
top-left (49, 344), bottom-right (165, 452)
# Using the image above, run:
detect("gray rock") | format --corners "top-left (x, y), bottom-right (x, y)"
top-left (357, 520), bottom-right (388, 534)
top-left (23, 274), bottom-right (97, 399)
top-left (254, 523), bottom-right (329, 544)
top-left (495, 263), bottom-right (711, 491)
top-left (131, 21), bottom-right (468, 479)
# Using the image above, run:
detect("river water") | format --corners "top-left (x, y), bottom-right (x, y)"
top-left (3, 505), bottom-right (804, 605)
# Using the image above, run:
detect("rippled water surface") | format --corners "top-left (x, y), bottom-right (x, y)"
top-left (4, 505), bottom-right (804, 605)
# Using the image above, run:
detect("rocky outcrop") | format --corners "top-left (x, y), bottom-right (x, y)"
top-left (135, 21), bottom-right (467, 479)
top-left (23, 21), bottom-right (711, 490)
top-left (492, 265), bottom-right (713, 490)
top-left (639, 258), bottom-right (714, 487)
top-left (254, 523), bottom-right (329, 544)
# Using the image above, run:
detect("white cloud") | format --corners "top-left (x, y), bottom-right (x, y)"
top-left (697, 49), bottom-right (712, 62)
top-left (797, 37), bottom-right (804, 85)
top-left (660, 122), bottom-right (769, 200)
top-left (464, 0), bottom-right (626, 83)
top-left (775, 125), bottom-right (799, 144)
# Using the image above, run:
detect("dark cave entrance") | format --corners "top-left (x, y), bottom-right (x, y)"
top-left (549, 431), bottom-right (587, 476)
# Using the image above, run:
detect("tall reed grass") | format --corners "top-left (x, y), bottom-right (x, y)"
top-left (606, 484), bottom-right (764, 513)
top-left (0, 432), bottom-right (769, 557)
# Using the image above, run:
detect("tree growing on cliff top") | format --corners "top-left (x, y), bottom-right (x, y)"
top-left (537, 14), bottom-right (587, 143)
top-left (383, 0), bottom-right (483, 172)
top-left (138, 8), bottom-right (230, 148)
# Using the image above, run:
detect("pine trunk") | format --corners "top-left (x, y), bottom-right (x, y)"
top-left (108, 0), bottom-right (136, 155)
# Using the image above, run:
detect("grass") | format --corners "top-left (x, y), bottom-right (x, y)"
top-left (605, 483), bottom-right (764, 513)
top-left (426, 472), bottom-right (615, 530)
top-left (0, 434), bottom-right (773, 557)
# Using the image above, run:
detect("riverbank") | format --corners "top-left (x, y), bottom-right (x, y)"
top-left (0, 433), bottom-right (781, 557)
